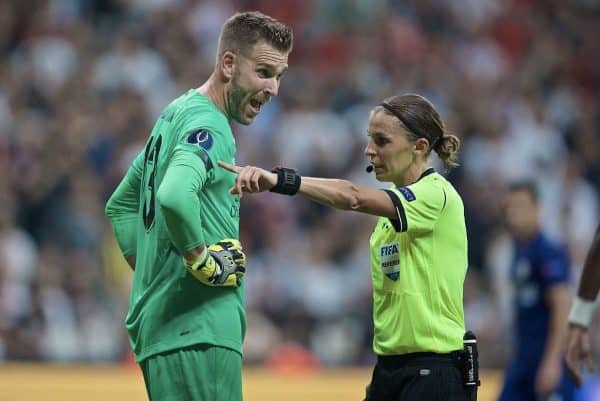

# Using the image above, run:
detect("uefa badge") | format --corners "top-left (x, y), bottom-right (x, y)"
top-left (187, 129), bottom-right (214, 150)
top-left (380, 242), bottom-right (400, 281)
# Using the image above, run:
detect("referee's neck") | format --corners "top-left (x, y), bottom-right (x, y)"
top-left (394, 163), bottom-right (430, 187)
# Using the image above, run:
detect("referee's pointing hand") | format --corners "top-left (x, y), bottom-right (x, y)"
top-left (218, 161), bottom-right (277, 197)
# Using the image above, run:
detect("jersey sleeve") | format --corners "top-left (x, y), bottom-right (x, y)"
top-left (105, 150), bottom-right (144, 257)
top-left (539, 245), bottom-right (571, 287)
top-left (155, 128), bottom-right (222, 253)
top-left (383, 180), bottom-right (446, 234)
top-left (170, 128), bottom-right (218, 186)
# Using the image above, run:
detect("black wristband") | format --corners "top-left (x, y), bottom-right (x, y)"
top-left (270, 167), bottom-right (301, 195)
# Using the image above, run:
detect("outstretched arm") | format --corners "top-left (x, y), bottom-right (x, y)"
top-left (218, 161), bottom-right (397, 219)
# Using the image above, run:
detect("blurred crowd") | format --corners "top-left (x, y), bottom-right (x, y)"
top-left (1, 0), bottom-right (599, 370)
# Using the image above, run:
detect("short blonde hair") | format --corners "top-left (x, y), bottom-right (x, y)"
top-left (217, 11), bottom-right (293, 57)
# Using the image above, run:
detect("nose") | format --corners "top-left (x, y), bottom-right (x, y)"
top-left (264, 77), bottom-right (279, 98)
top-left (364, 140), bottom-right (375, 156)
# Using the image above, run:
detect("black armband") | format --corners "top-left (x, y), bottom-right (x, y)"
top-left (270, 166), bottom-right (301, 195)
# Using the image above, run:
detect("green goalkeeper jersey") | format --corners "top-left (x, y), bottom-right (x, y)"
top-left (369, 168), bottom-right (467, 356)
top-left (105, 89), bottom-right (245, 362)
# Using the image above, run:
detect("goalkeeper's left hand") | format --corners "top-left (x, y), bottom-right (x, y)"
top-left (184, 239), bottom-right (246, 287)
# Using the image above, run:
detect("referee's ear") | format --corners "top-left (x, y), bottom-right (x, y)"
top-left (413, 137), bottom-right (430, 157)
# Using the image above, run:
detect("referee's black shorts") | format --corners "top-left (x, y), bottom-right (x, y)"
top-left (364, 352), bottom-right (469, 401)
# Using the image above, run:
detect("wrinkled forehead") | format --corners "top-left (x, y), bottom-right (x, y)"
top-left (244, 41), bottom-right (289, 70)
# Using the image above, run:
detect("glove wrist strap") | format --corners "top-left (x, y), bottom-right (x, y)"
top-left (270, 167), bottom-right (301, 195)
top-left (185, 247), bottom-right (209, 270)
top-left (568, 296), bottom-right (596, 328)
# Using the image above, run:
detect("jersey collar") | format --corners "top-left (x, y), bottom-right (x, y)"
top-left (394, 168), bottom-right (436, 191)
top-left (418, 167), bottom-right (436, 181)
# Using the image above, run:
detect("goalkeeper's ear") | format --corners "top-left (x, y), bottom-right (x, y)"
top-left (218, 50), bottom-right (236, 82)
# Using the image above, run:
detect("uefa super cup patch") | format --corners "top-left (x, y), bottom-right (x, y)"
top-left (398, 187), bottom-right (416, 202)
top-left (186, 129), bottom-right (213, 150)
top-left (380, 242), bottom-right (400, 281)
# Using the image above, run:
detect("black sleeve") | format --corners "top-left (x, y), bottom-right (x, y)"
top-left (383, 189), bottom-right (407, 233)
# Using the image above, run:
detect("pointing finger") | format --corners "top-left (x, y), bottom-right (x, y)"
top-left (218, 161), bottom-right (242, 174)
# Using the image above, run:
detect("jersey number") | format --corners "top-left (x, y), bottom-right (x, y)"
top-left (142, 134), bottom-right (162, 230)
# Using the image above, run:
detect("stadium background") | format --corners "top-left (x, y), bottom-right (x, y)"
top-left (0, 0), bottom-right (599, 400)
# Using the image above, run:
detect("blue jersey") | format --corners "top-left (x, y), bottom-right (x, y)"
top-left (499, 231), bottom-right (575, 401)
top-left (511, 232), bottom-right (570, 371)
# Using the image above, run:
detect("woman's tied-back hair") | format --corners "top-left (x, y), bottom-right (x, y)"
top-left (218, 11), bottom-right (293, 57)
top-left (377, 93), bottom-right (461, 170)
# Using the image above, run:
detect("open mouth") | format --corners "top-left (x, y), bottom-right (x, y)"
top-left (249, 99), bottom-right (263, 113)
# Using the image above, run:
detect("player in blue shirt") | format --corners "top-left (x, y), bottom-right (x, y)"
top-left (498, 181), bottom-right (576, 401)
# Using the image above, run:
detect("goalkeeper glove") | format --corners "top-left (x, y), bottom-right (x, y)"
top-left (184, 239), bottom-right (246, 287)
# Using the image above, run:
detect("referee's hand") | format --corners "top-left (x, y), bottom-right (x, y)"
top-left (218, 161), bottom-right (277, 196)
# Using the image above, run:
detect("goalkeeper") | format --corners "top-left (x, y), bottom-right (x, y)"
top-left (221, 94), bottom-right (473, 401)
top-left (105, 11), bottom-right (293, 401)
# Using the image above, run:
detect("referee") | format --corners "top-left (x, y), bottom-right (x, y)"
top-left (220, 93), bottom-right (472, 401)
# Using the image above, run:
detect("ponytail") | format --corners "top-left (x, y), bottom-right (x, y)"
top-left (434, 132), bottom-right (460, 170)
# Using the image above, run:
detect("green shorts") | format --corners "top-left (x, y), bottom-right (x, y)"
top-left (139, 344), bottom-right (243, 401)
